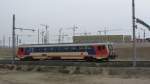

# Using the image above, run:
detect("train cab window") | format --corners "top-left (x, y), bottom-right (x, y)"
top-left (97, 46), bottom-right (102, 51)
top-left (18, 48), bottom-right (24, 53)
top-left (20, 48), bottom-right (24, 52)
top-left (102, 45), bottom-right (106, 49)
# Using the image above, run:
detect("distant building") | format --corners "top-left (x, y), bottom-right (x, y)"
top-left (73, 35), bottom-right (131, 43)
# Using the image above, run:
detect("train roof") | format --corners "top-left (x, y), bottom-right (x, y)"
top-left (18, 43), bottom-right (112, 48)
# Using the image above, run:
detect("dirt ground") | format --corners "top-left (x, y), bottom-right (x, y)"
top-left (0, 70), bottom-right (149, 84)
top-left (0, 48), bottom-right (12, 56)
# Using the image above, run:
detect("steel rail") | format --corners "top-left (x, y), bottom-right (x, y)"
top-left (0, 60), bottom-right (150, 67)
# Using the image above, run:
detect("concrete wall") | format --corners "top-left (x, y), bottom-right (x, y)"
top-left (114, 43), bottom-right (150, 61)
top-left (73, 35), bottom-right (131, 43)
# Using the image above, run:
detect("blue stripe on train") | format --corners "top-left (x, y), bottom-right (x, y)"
top-left (24, 46), bottom-right (96, 57)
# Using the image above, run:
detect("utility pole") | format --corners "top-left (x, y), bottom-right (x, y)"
top-left (132, 0), bottom-right (137, 67)
top-left (12, 14), bottom-right (16, 64)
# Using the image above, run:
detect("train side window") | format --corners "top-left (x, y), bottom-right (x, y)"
top-left (36, 48), bottom-right (39, 52)
top-left (72, 46), bottom-right (76, 51)
top-left (60, 47), bottom-right (64, 52)
top-left (57, 47), bottom-right (60, 52)
top-left (87, 46), bottom-right (92, 50)
top-left (55, 47), bottom-right (58, 52)
top-left (46, 47), bottom-right (50, 52)
top-left (53, 47), bottom-right (57, 52)
top-left (79, 46), bottom-right (84, 51)
top-left (47, 47), bottom-right (50, 52)
top-left (68, 46), bottom-right (72, 52)
top-left (33, 47), bottom-right (38, 52)
top-left (41, 47), bottom-right (45, 52)
top-left (76, 46), bottom-right (79, 52)
top-left (84, 46), bottom-right (87, 50)
top-left (51, 47), bottom-right (54, 52)
top-left (64, 47), bottom-right (69, 52)
top-left (44, 47), bottom-right (47, 52)
top-left (58, 47), bottom-right (62, 52)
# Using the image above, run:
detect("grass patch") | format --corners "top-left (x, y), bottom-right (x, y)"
top-left (0, 48), bottom-right (12, 59)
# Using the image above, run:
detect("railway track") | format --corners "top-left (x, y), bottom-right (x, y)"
top-left (0, 60), bottom-right (150, 67)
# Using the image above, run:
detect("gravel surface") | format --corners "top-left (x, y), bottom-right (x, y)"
top-left (0, 71), bottom-right (149, 84)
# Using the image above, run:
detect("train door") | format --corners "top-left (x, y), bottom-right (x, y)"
top-left (95, 45), bottom-right (109, 59)
top-left (17, 47), bottom-right (25, 58)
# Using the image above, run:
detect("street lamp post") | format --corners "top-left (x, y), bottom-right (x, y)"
top-left (132, 0), bottom-right (137, 67)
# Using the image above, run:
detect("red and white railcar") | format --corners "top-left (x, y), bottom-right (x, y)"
top-left (17, 43), bottom-right (116, 61)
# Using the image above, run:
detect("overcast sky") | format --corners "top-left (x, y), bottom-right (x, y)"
top-left (0, 0), bottom-right (150, 44)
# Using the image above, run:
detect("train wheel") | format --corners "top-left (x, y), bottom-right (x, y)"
top-left (85, 57), bottom-right (96, 62)
top-left (96, 58), bottom-right (109, 62)
top-left (102, 58), bottom-right (109, 62)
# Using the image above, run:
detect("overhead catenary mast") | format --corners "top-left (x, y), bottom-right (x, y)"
top-left (132, 0), bottom-right (137, 67)
top-left (58, 28), bottom-right (63, 43)
top-left (40, 24), bottom-right (49, 44)
top-left (12, 14), bottom-right (35, 64)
